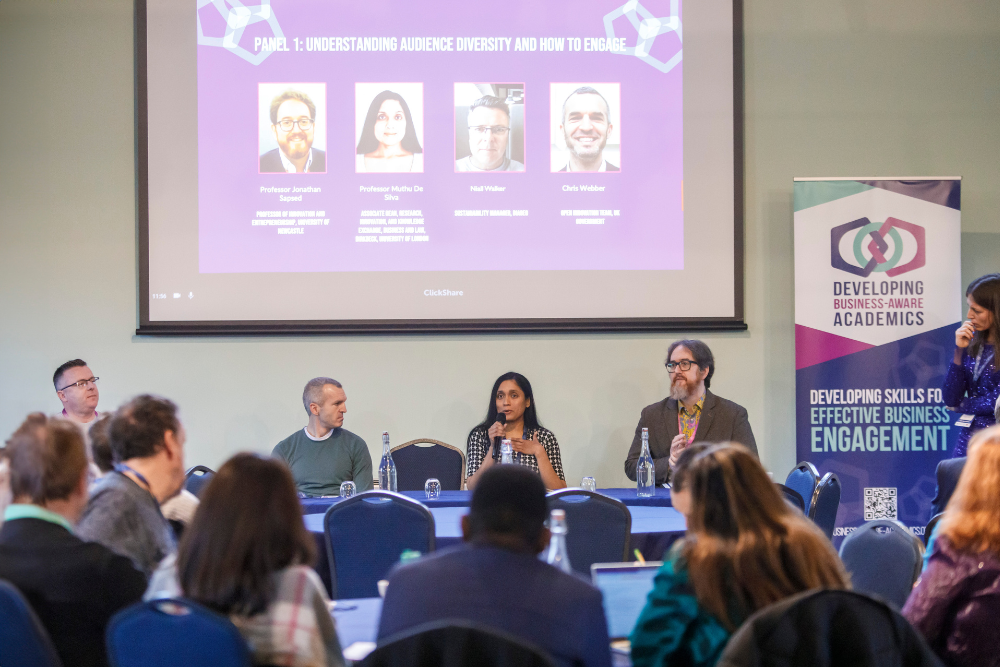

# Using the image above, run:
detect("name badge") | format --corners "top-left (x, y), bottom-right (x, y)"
top-left (955, 414), bottom-right (975, 428)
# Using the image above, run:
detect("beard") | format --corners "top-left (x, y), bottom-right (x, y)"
top-left (564, 128), bottom-right (607, 160)
top-left (280, 133), bottom-right (311, 159)
top-left (670, 376), bottom-right (694, 402)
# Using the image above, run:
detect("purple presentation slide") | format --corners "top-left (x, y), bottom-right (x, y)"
top-left (196, 0), bottom-right (683, 273)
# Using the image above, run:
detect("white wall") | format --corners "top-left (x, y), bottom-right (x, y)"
top-left (1, 0), bottom-right (998, 486)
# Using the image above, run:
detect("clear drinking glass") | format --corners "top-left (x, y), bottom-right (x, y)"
top-left (339, 481), bottom-right (356, 499)
top-left (581, 476), bottom-right (597, 492)
top-left (424, 478), bottom-right (441, 500)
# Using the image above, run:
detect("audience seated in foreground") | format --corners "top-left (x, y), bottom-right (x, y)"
top-left (903, 425), bottom-right (1000, 667)
top-left (88, 414), bottom-right (199, 537)
top-left (378, 464), bottom-right (611, 667)
top-left (630, 442), bottom-right (850, 667)
top-left (77, 395), bottom-right (185, 577)
top-left (146, 453), bottom-right (344, 667)
top-left (0, 414), bottom-right (146, 667)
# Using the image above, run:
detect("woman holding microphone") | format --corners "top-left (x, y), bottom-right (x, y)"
top-left (465, 372), bottom-right (566, 491)
top-left (944, 273), bottom-right (1000, 456)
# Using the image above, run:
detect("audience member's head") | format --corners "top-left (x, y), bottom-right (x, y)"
top-left (53, 359), bottom-right (100, 421)
top-left (671, 442), bottom-right (849, 630)
top-left (109, 395), bottom-right (186, 503)
top-left (178, 453), bottom-right (315, 615)
top-left (462, 465), bottom-right (549, 554)
top-left (88, 414), bottom-right (114, 474)
top-left (5, 413), bottom-right (90, 521)
top-left (939, 425), bottom-right (1000, 556)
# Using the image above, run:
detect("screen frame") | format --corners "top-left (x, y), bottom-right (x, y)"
top-left (134, 0), bottom-right (746, 336)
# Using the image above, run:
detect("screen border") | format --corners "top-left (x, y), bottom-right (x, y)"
top-left (134, 0), bottom-right (746, 336)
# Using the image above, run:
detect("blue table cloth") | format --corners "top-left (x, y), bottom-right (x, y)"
top-left (307, 505), bottom-right (686, 597)
top-left (301, 487), bottom-right (672, 514)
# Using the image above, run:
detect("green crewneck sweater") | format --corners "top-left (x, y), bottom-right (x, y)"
top-left (272, 427), bottom-right (374, 496)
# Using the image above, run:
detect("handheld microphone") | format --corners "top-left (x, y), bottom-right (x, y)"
top-left (492, 413), bottom-right (507, 461)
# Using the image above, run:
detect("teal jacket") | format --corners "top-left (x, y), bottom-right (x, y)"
top-left (630, 541), bottom-right (732, 667)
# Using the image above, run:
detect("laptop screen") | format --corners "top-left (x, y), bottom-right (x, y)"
top-left (591, 563), bottom-right (662, 640)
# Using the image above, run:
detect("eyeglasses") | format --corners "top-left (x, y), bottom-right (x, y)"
top-left (469, 126), bottom-right (510, 136)
top-left (665, 361), bottom-right (698, 373)
top-left (276, 118), bottom-right (314, 132)
top-left (58, 377), bottom-right (99, 391)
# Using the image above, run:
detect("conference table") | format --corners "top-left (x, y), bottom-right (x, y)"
top-left (301, 487), bottom-right (672, 514)
top-left (304, 497), bottom-right (687, 597)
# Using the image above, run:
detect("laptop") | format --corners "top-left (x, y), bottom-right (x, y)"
top-left (591, 561), bottom-right (663, 641)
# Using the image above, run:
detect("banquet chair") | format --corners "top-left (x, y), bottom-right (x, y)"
top-left (839, 520), bottom-right (923, 609)
top-left (106, 598), bottom-right (251, 667)
top-left (774, 483), bottom-right (805, 512)
top-left (784, 462), bottom-right (820, 515)
top-left (361, 619), bottom-right (555, 667)
top-left (0, 579), bottom-right (63, 667)
top-left (391, 439), bottom-right (466, 491)
top-left (184, 465), bottom-right (215, 498)
top-left (324, 491), bottom-right (435, 599)
top-left (923, 512), bottom-right (945, 547)
top-left (808, 472), bottom-right (841, 540)
top-left (717, 589), bottom-right (941, 666)
top-left (546, 489), bottom-right (631, 574)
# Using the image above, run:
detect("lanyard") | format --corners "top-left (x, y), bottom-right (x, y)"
top-left (115, 463), bottom-right (152, 493)
top-left (973, 347), bottom-right (995, 383)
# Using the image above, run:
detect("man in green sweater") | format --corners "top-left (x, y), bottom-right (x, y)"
top-left (272, 377), bottom-right (374, 496)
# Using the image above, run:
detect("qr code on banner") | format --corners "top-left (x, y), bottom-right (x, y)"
top-left (864, 487), bottom-right (897, 520)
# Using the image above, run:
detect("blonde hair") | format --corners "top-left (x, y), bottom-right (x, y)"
top-left (675, 443), bottom-right (850, 630)
top-left (938, 425), bottom-right (1000, 556)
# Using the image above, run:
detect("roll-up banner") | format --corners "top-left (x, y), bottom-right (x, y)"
top-left (793, 178), bottom-right (962, 545)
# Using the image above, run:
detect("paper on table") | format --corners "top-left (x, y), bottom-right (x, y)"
top-left (344, 642), bottom-right (377, 661)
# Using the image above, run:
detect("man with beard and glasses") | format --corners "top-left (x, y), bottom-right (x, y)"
top-left (259, 90), bottom-right (326, 173)
top-left (557, 86), bottom-right (619, 172)
top-left (624, 339), bottom-right (757, 485)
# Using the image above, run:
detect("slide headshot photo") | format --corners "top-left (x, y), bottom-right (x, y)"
top-left (258, 82), bottom-right (327, 174)
top-left (455, 83), bottom-right (525, 172)
top-left (355, 83), bottom-right (424, 173)
top-left (550, 83), bottom-right (620, 172)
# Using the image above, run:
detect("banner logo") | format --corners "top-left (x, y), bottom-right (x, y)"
top-left (830, 217), bottom-right (926, 278)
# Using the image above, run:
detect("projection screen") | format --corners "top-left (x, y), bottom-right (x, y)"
top-left (137, 0), bottom-right (744, 334)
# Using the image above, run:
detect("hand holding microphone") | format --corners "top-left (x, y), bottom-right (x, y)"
top-left (489, 413), bottom-right (507, 461)
top-left (956, 320), bottom-right (975, 349)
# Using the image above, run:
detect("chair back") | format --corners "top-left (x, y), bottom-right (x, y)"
top-left (324, 491), bottom-right (435, 599)
top-left (546, 489), bottom-right (631, 574)
top-left (361, 619), bottom-right (555, 667)
top-left (931, 457), bottom-right (966, 516)
top-left (774, 483), bottom-right (805, 512)
top-left (717, 589), bottom-right (940, 667)
top-left (839, 520), bottom-right (923, 609)
top-left (391, 440), bottom-right (465, 491)
top-left (106, 598), bottom-right (251, 667)
top-left (784, 462), bottom-right (819, 515)
top-left (0, 579), bottom-right (63, 667)
top-left (184, 465), bottom-right (215, 498)
top-left (808, 472), bottom-right (841, 540)
top-left (923, 512), bottom-right (945, 547)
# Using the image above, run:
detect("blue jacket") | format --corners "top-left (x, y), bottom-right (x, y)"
top-left (378, 543), bottom-right (612, 667)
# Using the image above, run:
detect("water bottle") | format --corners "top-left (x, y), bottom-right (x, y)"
top-left (637, 427), bottom-right (655, 497)
top-left (379, 431), bottom-right (397, 492)
top-left (544, 509), bottom-right (573, 573)
top-left (500, 439), bottom-right (514, 464)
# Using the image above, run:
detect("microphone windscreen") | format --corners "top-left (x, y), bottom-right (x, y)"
top-left (496, 413), bottom-right (507, 425)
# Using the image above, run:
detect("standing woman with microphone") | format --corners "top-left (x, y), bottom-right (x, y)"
top-left (944, 273), bottom-right (1000, 456)
top-left (465, 372), bottom-right (566, 490)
